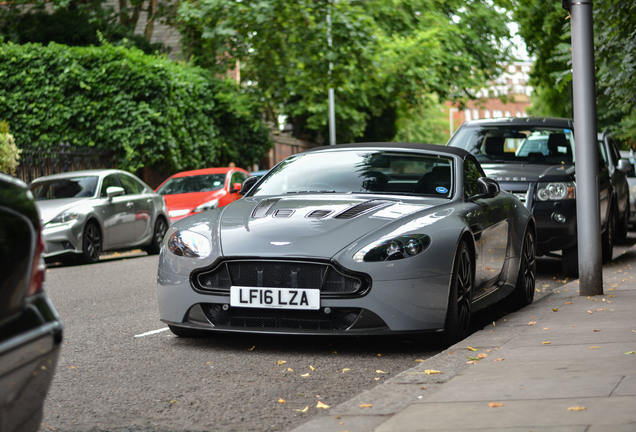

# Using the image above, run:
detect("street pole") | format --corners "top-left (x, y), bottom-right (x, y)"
top-left (327, 2), bottom-right (336, 145)
top-left (565, 0), bottom-right (603, 295)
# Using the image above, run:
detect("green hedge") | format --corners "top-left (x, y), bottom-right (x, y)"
top-left (0, 41), bottom-right (271, 174)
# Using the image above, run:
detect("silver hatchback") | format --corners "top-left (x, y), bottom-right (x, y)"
top-left (30, 169), bottom-right (169, 263)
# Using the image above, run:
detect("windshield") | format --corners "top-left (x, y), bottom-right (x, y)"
top-left (157, 174), bottom-right (227, 195)
top-left (249, 150), bottom-right (454, 198)
top-left (30, 176), bottom-right (98, 200)
top-left (450, 126), bottom-right (575, 165)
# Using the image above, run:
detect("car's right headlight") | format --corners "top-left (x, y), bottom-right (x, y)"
top-left (167, 230), bottom-right (212, 258)
top-left (536, 182), bottom-right (575, 201)
top-left (49, 211), bottom-right (78, 224)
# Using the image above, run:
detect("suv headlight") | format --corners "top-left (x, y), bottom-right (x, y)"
top-left (536, 182), bottom-right (575, 201)
top-left (353, 234), bottom-right (431, 262)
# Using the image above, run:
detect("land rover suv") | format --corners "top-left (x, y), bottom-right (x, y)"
top-left (447, 117), bottom-right (616, 276)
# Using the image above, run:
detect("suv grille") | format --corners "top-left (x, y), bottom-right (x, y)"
top-left (193, 259), bottom-right (369, 298)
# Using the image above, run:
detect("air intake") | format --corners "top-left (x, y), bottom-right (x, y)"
top-left (334, 200), bottom-right (393, 219)
top-left (251, 199), bottom-right (280, 218)
top-left (306, 210), bottom-right (333, 218)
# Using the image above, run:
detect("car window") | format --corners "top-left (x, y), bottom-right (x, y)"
top-left (464, 158), bottom-right (482, 198)
top-left (101, 174), bottom-right (122, 197)
top-left (30, 176), bottom-right (98, 200)
top-left (117, 173), bottom-right (144, 195)
top-left (249, 150), bottom-right (454, 198)
top-left (157, 174), bottom-right (227, 194)
top-left (230, 171), bottom-right (248, 186)
top-left (450, 126), bottom-right (575, 165)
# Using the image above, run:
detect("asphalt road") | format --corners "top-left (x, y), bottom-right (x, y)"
top-left (39, 251), bottom-right (569, 432)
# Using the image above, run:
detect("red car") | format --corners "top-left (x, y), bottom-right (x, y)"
top-left (156, 167), bottom-right (250, 222)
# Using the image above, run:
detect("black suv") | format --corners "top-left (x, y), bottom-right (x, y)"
top-left (447, 117), bottom-right (623, 276)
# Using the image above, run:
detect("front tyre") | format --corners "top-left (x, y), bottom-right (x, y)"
top-left (145, 217), bottom-right (168, 255)
top-left (511, 227), bottom-right (536, 307)
top-left (81, 221), bottom-right (102, 264)
top-left (442, 241), bottom-right (474, 347)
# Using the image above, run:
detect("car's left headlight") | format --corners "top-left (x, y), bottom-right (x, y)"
top-left (49, 211), bottom-right (78, 225)
top-left (353, 234), bottom-right (431, 262)
top-left (167, 230), bottom-right (212, 258)
top-left (536, 182), bottom-right (575, 201)
top-left (194, 199), bottom-right (219, 213)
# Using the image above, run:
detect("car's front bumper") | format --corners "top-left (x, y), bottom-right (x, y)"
top-left (41, 220), bottom-right (83, 259)
top-left (158, 266), bottom-right (452, 335)
top-left (531, 200), bottom-right (578, 255)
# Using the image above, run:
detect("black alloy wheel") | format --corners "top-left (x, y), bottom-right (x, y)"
top-left (146, 217), bottom-right (168, 255)
top-left (443, 241), bottom-right (474, 346)
top-left (81, 221), bottom-right (102, 263)
top-left (512, 228), bottom-right (536, 307)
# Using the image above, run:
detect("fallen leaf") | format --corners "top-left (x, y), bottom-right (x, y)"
top-left (377, 353), bottom-right (382, 357)
top-left (374, 377), bottom-right (381, 381)
top-left (543, 327), bottom-right (550, 330)
top-left (477, 353), bottom-right (488, 359)
top-left (170, 400), bottom-right (177, 404)
top-left (287, 368), bottom-right (294, 372)
top-left (589, 346), bottom-right (600, 349)
top-left (552, 308), bottom-right (559, 312)
top-left (542, 341), bottom-right (551, 345)
top-left (466, 346), bottom-right (478, 351)
top-left (301, 373), bottom-right (310, 377)
top-left (488, 402), bottom-right (504, 408)
top-left (278, 399), bottom-right (286, 404)
top-left (625, 351), bottom-right (636, 355)
top-left (528, 321), bottom-right (537, 325)
top-left (309, 365), bottom-right (315, 371)
top-left (277, 360), bottom-right (287, 365)
top-left (294, 406), bottom-right (309, 413)
top-left (420, 386), bottom-right (427, 390)
top-left (466, 360), bottom-right (478, 364)
top-left (415, 359), bottom-right (426, 363)
top-left (249, 346), bottom-right (256, 351)
top-left (565, 301), bottom-right (572, 305)
top-left (493, 358), bottom-right (505, 362)
top-left (568, 406), bottom-right (586, 411)
top-left (376, 370), bottom-right (387, 374)
top-left (359, 404), bottom-right (373, 408)
top-left (316, 401), bottom-right (331, 409)
top-left (342, 368), bottom-right (351, 373)
top-left (423, 369), bottom-right (443, 375)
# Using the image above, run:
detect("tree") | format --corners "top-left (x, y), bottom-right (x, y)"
top-left (513, 0), bottom-right (636, 146)
top-left (177, 0), bottom-right (513, 143)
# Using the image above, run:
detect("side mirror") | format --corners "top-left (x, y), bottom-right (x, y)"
top-left (106, 186), bottom-right (125, 199)
top-left (239, 176), bottom-right (260, 195)
top-left (617, 158), bottom-right (632, 174)
top-left (472, 177), bottom-right (500, 199)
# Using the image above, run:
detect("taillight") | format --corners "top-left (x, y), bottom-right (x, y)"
top-left (27, 229), bottom-right (46, 296)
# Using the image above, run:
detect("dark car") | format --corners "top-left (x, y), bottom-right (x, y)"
top-left (598, 130), bottom-right (631, 239)
top-left (0, 173), bottom-right (63, 432)
top-left (447, 117), bottom-right (615, 276)
top-left (619, 149), bottom-right (636, 227)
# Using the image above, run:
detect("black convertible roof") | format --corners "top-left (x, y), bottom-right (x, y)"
top-left (303, 142), bottom-right (471, 158)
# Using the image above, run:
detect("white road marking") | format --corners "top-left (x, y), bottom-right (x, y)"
top-left (134, 327), bottom-right (170, 338)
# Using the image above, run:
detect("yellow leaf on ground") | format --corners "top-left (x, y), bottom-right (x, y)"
top-left (249, 346), bottom-right (256, 351)
top-left (568, 406), bottom-right (586, 411)
top-left (423, 369), bottom-right (442, 375)
top-left (466, 346), bottom-right (478, 351)
top-left (294, 406), bottom-right (309, 413)
top-left (552, 308), bottom-right (559, 312)
top-left (309, 365), bottom-right (315, 371)
top-left (415, 359), bottom-right (425, 363)
top-left (287, 368), bottom-right (294, 372)
top-left (316, 401), bottom-right (331, 409)
top-left (493, 358), bottom-right (505, 362)
top-left (376, 370), bottom-right (387, 374)
top-left (542, 341), bottom-right (551, 345)
top-left (277, 360), bottom-right (287, 365)
top-left (528, 321), bottom-right (537, 325)
top-left (359, 404), bottom-right (373, 408)
top-left (488, 402), bottom-right (504, 408)
top-left (278, 399), bottom-right (286, 404)
top-left (589, 346), bottom-right (600, 349)
top-left (477, 353), bottom-right (488, 359)
top-left (301, 373), bottom-right (310, 377)
top-left (625, 351), bottom-right (636, 355)
top-left (342, 368), bottom-right (351, 373)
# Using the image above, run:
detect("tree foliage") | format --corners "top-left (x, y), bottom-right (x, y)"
top-left (513, 0), bottom-right (636, 146)
top-left (0, 41), bottom-right (271, 174)
top-left (177, 0), bottom-right (513, 144)
top-left (0, 121), bottom-right (21, 175)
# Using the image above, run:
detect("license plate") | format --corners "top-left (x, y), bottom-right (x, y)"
top-left (230, 286), bottom-right (320, 310)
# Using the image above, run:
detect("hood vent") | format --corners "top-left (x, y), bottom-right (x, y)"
top-left (252, 199), bottom-right (280, 218)
top-left (273, 209), bottom-right (294, 218)
top-left (306, 210), bottom-right (333, 219)
top-left (334, 200), bottom-right (393, 219)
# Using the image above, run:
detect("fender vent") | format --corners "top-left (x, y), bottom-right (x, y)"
top-left (334, 200), bottom-right (393, 219)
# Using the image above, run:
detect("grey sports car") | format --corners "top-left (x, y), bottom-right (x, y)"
top-left (157, 143), bottom-right (536, 344)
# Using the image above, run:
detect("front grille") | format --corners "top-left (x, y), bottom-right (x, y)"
top-left (202, 304), bottom-right (362, 331)
top-left (193, 259), bottom-right (369, 298)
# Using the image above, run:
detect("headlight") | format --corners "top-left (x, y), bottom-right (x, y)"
top-left (194, 199), bottom-right (219, 213)
top-left (49, 211), bottom-right (78, 224)
top-left (536, 182), bottom-right (575, 201)
top-left (353, 234), bottom-right (431, 262)
top-left (167, 230), bottom-right (212, 258)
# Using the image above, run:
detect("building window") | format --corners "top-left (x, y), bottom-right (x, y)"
top-left (473, 109), bottom-right (479, 120)
top-left (464, 109), bottom-right (471, 121)
top-left (493, 110), bottom-right (503, 118)
top-left (484, 110), bottom-right (491, 118)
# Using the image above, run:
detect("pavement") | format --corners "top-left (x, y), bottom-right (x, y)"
top-left (291, 244), bottom-right (636, 432)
